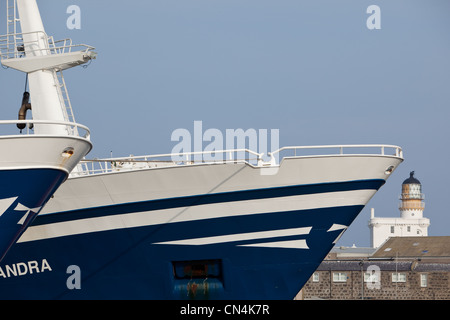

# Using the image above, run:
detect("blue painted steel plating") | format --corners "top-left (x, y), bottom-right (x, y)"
top-left (0, 179), bottom-right (384, 299)
top-left (0, 169), bottom-right (67, 262)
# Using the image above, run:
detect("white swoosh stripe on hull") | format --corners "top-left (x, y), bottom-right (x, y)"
top-left (18, 189), bottom-right (373, 243)
top-left (0, 197), bottom-right (18, 217)
top-left (327, 224), bottom-right (348, 232)
top-left (153, 227), bottom-right (312, 246)
top-left (238, 239), bottom-right (309, 249)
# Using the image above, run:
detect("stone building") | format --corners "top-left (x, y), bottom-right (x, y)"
top-left (298, 237), bottom-right (450, 300)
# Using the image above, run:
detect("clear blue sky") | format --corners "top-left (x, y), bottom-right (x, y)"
top-left (1, 0), bottom-right (450, 247)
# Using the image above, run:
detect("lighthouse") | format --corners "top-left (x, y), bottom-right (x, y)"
top-left (399, 171), bottom-right (425, 218)
top-left (369, 171), bottom-right (430, 248)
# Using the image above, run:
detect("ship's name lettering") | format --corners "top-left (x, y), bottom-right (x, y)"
top-left (0, 259), bottom-right (52, 278)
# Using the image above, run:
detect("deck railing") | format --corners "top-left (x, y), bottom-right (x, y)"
top-left (72, 144), bottom-right (403, 177)
top-left (73, 149), bottom-right (264, 176)
top-left (0, 119), bottom-right (90, 139)
top-left (0, 31), bottom-right (95, 60)
top-left (269, 144), bottom-right (403, 163)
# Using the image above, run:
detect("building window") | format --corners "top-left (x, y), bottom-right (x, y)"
top-left (420, 274), bottom-right (428, 287)
top-left (312, 272), bottom-right (319, 282)
top-left (407, 226), bottom-right (411, 232)
top-left (392, 272), bottom-right (406, 283)
top-left (333, 272), bottom-right (347, 282)
top-left (364, 271), bottom-right (380, 284)
top-left (390, 226), bottom-right (395, 233)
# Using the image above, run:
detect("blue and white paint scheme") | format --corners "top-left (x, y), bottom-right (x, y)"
top-left (1, 145), bottom-right (403, 299)
top-left (0, 0), bottom-right (94, 262)
top-left (0, 1), bottom-right (403, 299)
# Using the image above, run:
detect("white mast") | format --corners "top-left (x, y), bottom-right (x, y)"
top-left (16, 0), bottom-right (65, 134)
top-left (1, 0), bottom-right (96, 135)
top-left (0, 0), bottom-right (95, 262)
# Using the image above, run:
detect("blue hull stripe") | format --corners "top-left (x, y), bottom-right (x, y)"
top-left (0, 179), bottom-right (384, 299)
top-left (35, 179), bottom-right (385, 226)
top-left (2, 205), bottom-right (365, 299)
top-left (0, 168), bottom-right (67, 262)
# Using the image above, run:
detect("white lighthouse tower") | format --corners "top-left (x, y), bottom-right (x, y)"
top-left (369, 171), bottom-right (430, 248)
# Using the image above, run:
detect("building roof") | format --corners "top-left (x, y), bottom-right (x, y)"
top-left (372, 236), bottom-right (450, 258)
top-left (402, 171), bottom-right (421, 185)
top-left (329, 246), bottom-right (376, 259)
top-left (315, 260), bottom-right (450, 272)
top-left (313, 237), bottom-right (450, 273)
top-left (316, 261), bottom-right (412, 271)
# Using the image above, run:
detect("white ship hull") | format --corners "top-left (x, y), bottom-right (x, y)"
top-left (0, 147), bottom-right (403, 299)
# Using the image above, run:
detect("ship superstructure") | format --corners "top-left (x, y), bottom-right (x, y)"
top-left (0, 0), bottom-right (94, 262)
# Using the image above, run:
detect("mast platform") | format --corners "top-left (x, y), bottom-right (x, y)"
top-left (0, 31), bottom-right (96, 73)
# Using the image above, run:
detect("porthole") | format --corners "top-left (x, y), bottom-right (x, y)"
top-left (385, 166), bottom-right (394, 175)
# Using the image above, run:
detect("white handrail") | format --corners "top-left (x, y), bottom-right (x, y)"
top-left (73, 149), bottom-right (264, 176)
top-left (0, 119), bottom-right (90, 139)
top-left (91, 148), bottom-right (263, 163)
top-left (73, 144), bottom-right (403, 177)
top-left (0, 31), bottom-right (95, 60)
top-left (270, 144), bottom-right (403, 158)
